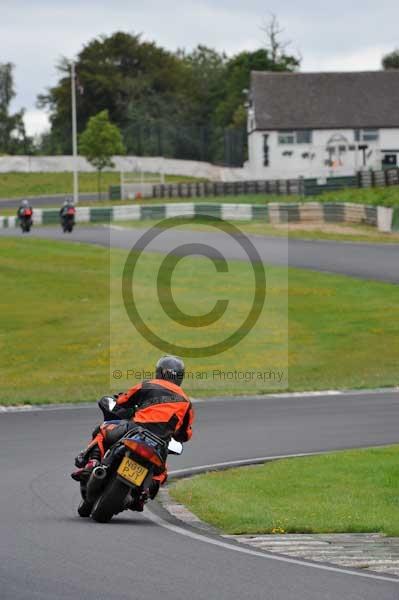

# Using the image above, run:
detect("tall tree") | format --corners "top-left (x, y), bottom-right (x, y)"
top-left (38, 32), bottom-right (184, 153)
top-left (382, 49), bottom-right (399, 69)
top-left (177, 45), bottom-right (228, 123)
top-left (38, 24), bottom-right (300, 164)
top-left (260, 14), bottom-right (299, 69)
top-left (79, 110), bottom-right (125, 199)
top-left (0, 63), bottom-right (30, 154)
top-left (215, 45), bottom-right (299, 130)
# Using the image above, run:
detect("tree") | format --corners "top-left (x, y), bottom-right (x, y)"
top-left (38, 32), bottom-right (184, 153)
top-left (213, 16), bottom-right (299, 132)
top-left (177, 46), bottom-right (228, 123)
top-left (382, 49), bottom-right (399, 69)
top-left (215, 46), bottom-right (299, 130)
top-left (260, 14), bottom-right (299, 69)
top-left (38, 27), bottom-right (301, 165)
top-left (79, 110), bottom-right (125, 199)
top-left (0, 62), bottom-right (30, 154)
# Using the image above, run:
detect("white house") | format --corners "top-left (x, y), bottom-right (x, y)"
top-left (245, 70), bottom-right (399, 180)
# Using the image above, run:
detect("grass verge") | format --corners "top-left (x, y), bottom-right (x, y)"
top-left (169, 445), bottom-right (399, 536)
top-left (0, 171), bottom-right (203, 200)
top-left (109, 219), bottom-right (399, 244)
top-left (1, 237), bottom-right (399, 404)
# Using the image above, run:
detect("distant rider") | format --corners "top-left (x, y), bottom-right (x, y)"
top-left (17, 199), bottom-right (33, 221)
top-left (59, 199), bottom-right (76, 225)
top-left (71, 356), bottom-right (194, 510)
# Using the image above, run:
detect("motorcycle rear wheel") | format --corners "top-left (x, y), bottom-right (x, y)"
top-left (91, 476), bottom-right (130, 523)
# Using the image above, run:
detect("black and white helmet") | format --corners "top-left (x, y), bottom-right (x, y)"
top-left (155, 356), bottom-right (185, 386)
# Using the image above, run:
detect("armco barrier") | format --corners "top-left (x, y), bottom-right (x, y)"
top-left (2, 202), bottom-right (388, 230)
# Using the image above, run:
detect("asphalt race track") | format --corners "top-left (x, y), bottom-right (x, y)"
top-left (0, 193), bottom-right (104, 209)
top-left (1, 224), bottom-right (399, 283)
top-left (1, 391), bottom-right (399, 600)
top-left (1, 225), bottom-right (399, 598)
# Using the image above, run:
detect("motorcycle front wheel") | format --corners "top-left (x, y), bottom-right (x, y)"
top-left (91, 475), bottom-right (130, 523)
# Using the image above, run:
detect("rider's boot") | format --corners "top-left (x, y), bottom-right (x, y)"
top-left (71, 446), bottom-right (101, 482)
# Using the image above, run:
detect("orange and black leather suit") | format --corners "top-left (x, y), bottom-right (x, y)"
top-left (89, 378), bottom-right (194, 484)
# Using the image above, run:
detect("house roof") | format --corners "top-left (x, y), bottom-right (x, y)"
top-left (251, 70), bottom-right (399, 130)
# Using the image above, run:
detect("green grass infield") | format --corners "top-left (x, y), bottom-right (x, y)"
top-left (1, 237), bottom-right (399, 404)
top-left (169, 445), bottom-right (399, 536)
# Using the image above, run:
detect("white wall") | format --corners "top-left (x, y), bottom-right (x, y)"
top-left (0, 155), bottom-right (251, 182)
top-left (246, 128), bottom-right (399, 179)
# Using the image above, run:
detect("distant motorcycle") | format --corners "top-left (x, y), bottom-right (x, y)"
top-left (76, 397), bottom-right (183, 523)
top-left (61, 206), bottom-right (76, 233)
top-left (19, 208), bottom-right (33, 233)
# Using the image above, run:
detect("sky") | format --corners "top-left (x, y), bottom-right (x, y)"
top-left (1, 0), bottom-right (398, 136)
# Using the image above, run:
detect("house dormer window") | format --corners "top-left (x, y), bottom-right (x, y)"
top-left (278, 130), bottom-right (312, 144)
top-left (354, 128), bottom-right (379, 142)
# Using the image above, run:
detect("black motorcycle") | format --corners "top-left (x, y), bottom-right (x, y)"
top-left (76, 399), bottom-right (182, 523)
top-left (61, 211), bottom-right (75, 233)
top-left (19, 210), bottom-right (33, 233)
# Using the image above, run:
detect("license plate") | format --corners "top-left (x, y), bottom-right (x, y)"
top-left (117, 456), bottom-right (148, 486)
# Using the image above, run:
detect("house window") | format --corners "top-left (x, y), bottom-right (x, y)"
top-left (278, 130), bottom-right (312, 144)
top-left (278, 131), bottom-right (295, 144)
top-left (354, 129), bottom-right (379, 142)
top-left (296, 130), bottom-right (312, 144)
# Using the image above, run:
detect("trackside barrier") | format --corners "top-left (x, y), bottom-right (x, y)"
top-left (108, 169), bottom-right (399, 201)
top-left (1, 202), bottom-right (393, 231)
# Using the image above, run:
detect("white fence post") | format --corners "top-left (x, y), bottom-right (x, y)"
top-left (377, 206), bottom-right (393, 232)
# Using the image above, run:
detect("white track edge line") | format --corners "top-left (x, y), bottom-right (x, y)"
top-left (145, 509), bottom-right (399, 584)
top-left (147, 453), bottom-right (399, 584)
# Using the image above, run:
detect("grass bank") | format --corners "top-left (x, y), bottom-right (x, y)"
top-left (0, 171), bottom-right (203, 200)
top-left (1, 237), bottom-right (398, 404)
top-left (110, 219), bottom-right (399, 244)
top-left (170, 445), bottom-right (399, 536)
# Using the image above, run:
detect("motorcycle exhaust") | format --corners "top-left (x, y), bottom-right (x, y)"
top-left (86, 466), bottom-right (108, 502)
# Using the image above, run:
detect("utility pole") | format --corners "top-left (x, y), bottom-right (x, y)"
top-left (71, 61), bottom-right (79, 204)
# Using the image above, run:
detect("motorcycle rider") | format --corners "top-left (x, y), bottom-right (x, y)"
top-left (17, 199), bottom-right (33, 221)
top-left (71, 356), bottom-right (194, 510)
top-left (59, 199), bottom-right (76, 229)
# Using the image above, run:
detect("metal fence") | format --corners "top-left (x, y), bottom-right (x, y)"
top-left (152, 179), bottom-right (303, 199)
top-left (303, 168), bottom-right (399, 196)
top-left (109, 168), bottom-right (399, 200)
top-left (122, 123), bottom-right (246, 167)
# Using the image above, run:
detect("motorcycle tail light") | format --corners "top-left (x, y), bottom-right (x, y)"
top-left (123, 439), bottom-right (163, 467)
